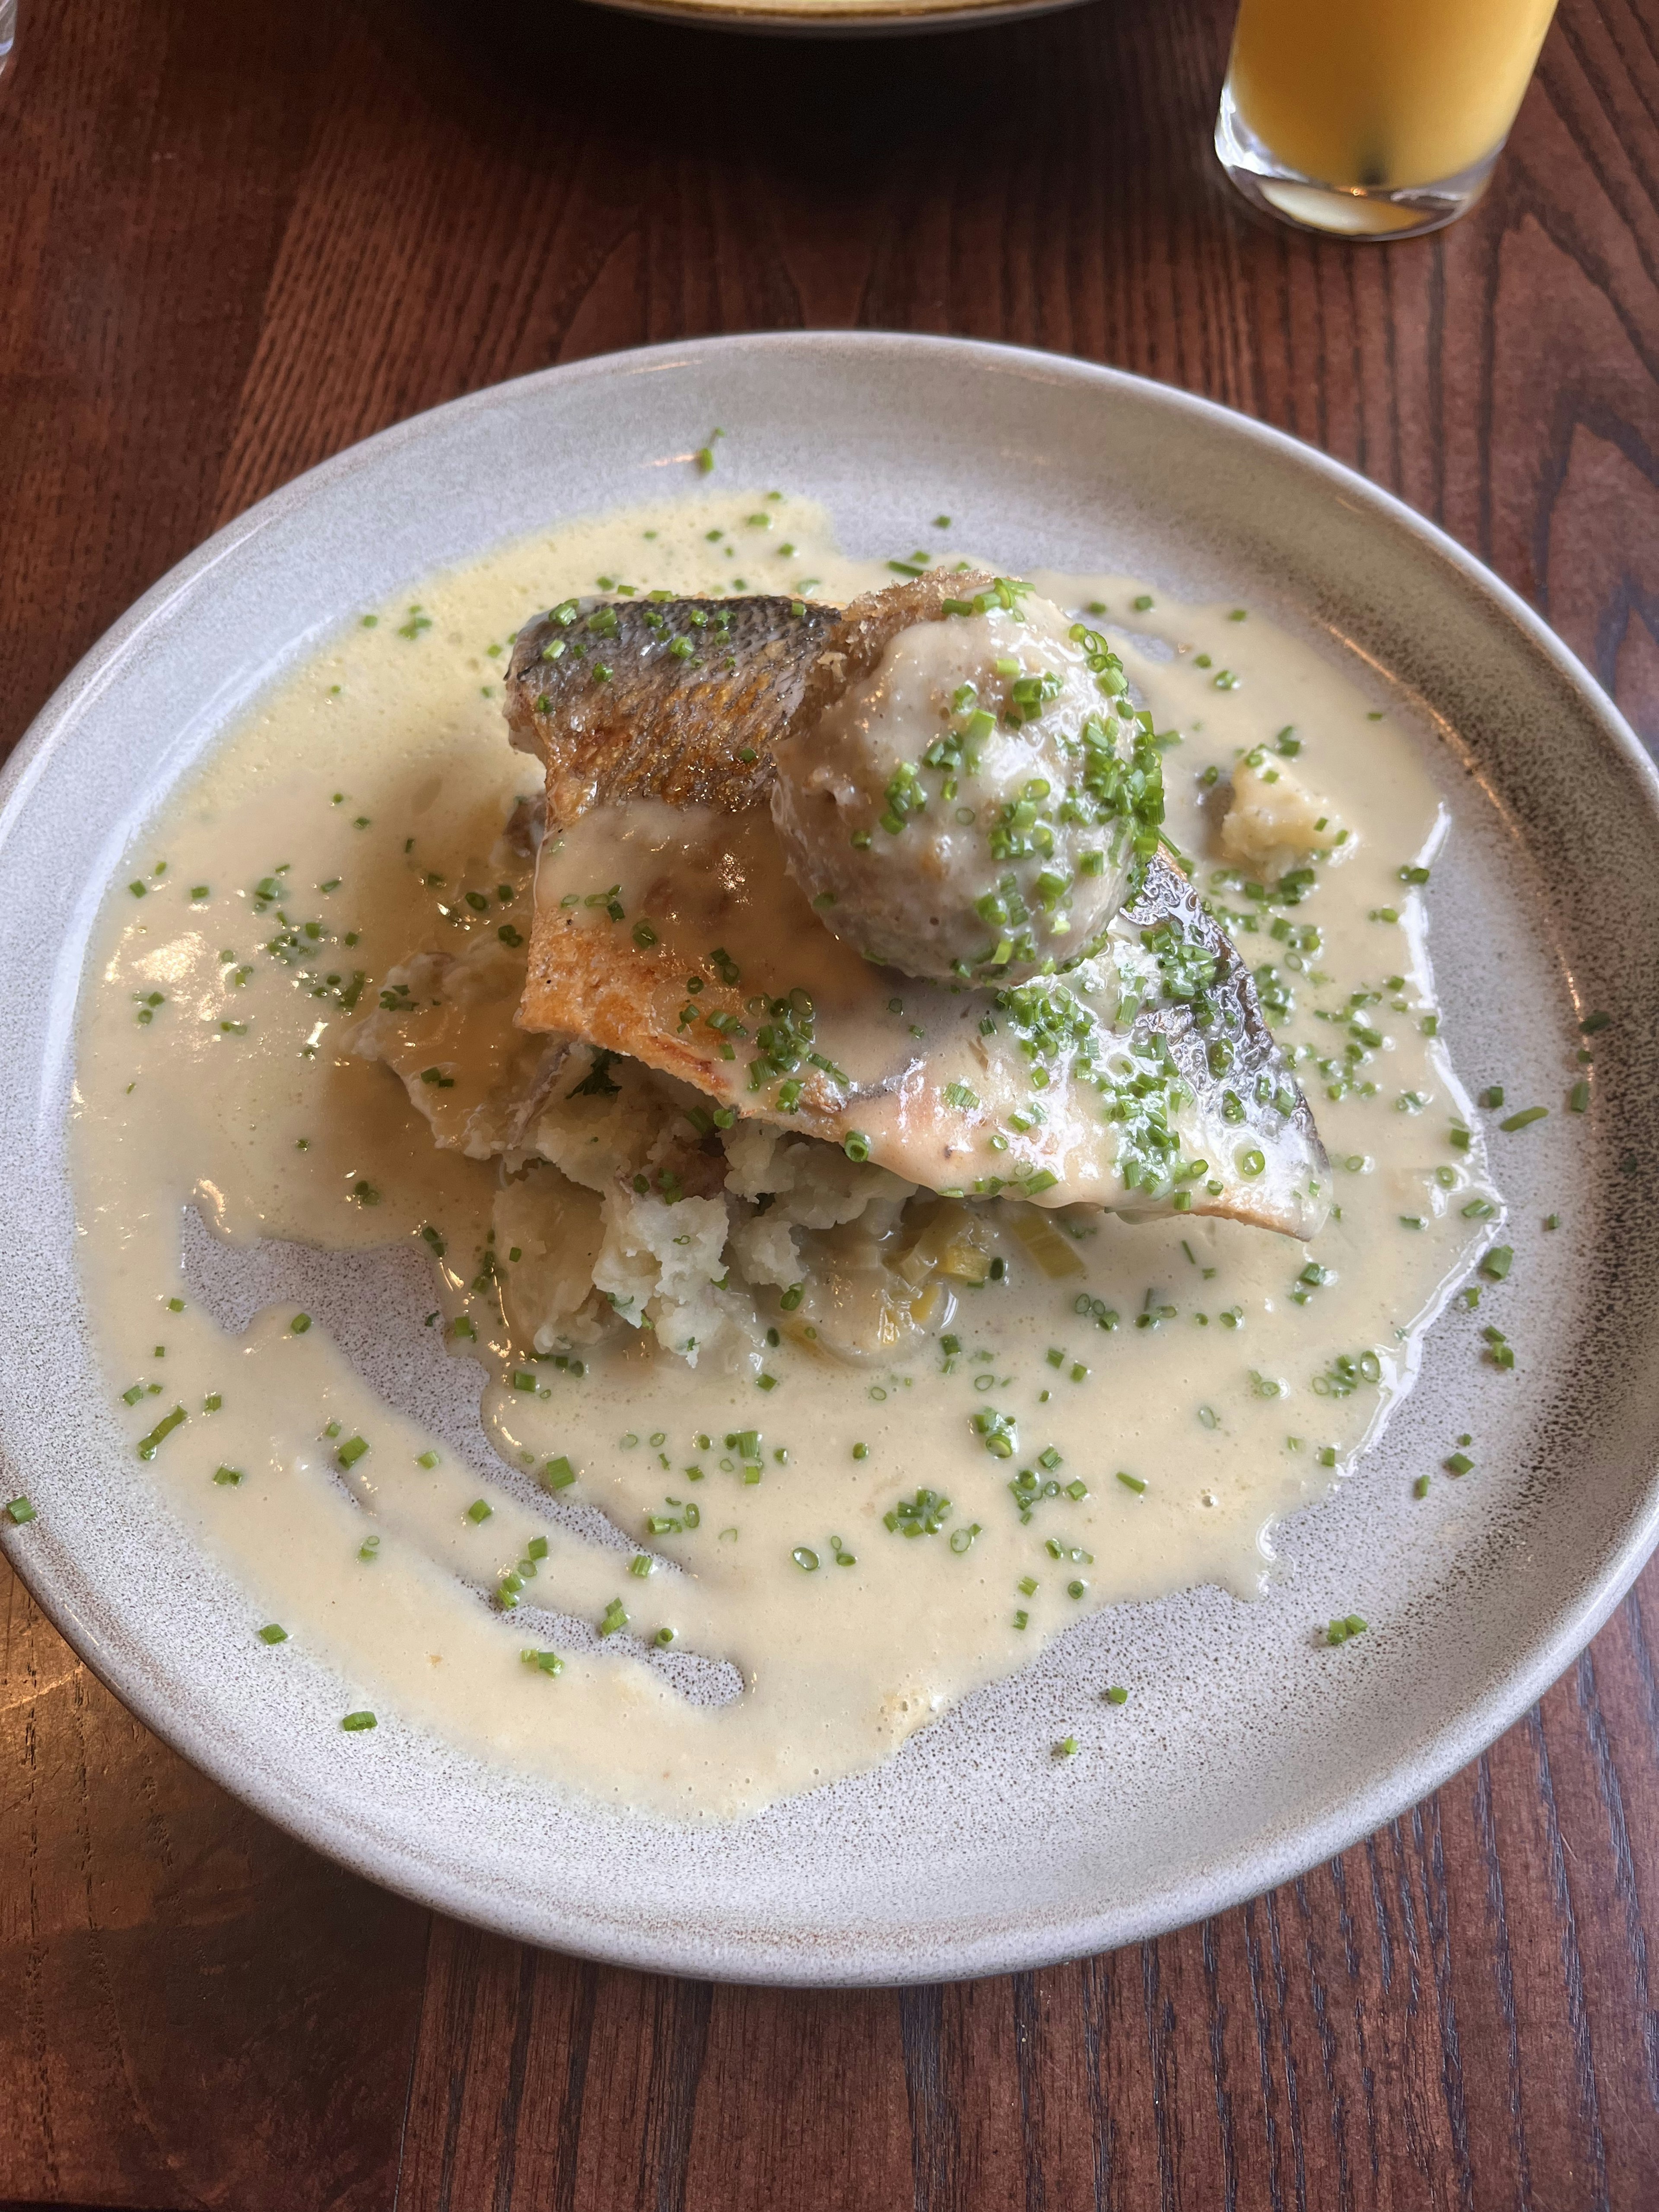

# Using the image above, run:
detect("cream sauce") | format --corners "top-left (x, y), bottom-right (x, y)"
top-left (71, 493), bottom-right (1499, 1820)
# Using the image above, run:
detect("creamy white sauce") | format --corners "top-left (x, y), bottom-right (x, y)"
top-left (70, 494), bottom-right (1500, 1821)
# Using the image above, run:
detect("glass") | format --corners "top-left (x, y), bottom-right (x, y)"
top-left (1216, 0), bottom-right (1557, 240)
top-left (0, 0), bottom-right (15, 83)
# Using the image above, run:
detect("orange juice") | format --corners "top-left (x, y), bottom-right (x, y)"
top-left (1228, 0), bottom-right (1557, 191)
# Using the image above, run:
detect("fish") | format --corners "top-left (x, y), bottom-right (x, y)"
top-left (504, 584), bottom-right (1329, 1239)
top-left (505, 571), bottom-right (986, 827)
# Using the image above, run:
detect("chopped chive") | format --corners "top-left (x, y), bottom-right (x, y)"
top-left (1499, 1106), bottom-right (1548, 1132)
top-left (4, 1495), bottom-right (36, 1525)
top-left (257, 1623), bottom-right (288, 1644)
top-left (340, 1710), bottom-right (377, 1732)
top-left (136, 1405), bottom-right (187, 1461)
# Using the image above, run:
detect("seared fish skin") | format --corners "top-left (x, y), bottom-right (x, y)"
top-left (1123, 852), bottom-right (1328, 1234)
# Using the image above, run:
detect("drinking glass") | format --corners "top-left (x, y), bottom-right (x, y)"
top-left (1215, 0), bottom-right (1557, 240)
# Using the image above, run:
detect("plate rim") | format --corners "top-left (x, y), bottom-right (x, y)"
top-left (567, 0), bottom-right (1090, 38)
top-left (5, 328), bottom-right (1659, 1985)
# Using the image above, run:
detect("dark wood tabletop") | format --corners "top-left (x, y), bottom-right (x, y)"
top-left (4, 0), bottom-right (1659, 2204)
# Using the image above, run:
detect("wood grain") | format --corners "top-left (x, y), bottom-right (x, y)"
top-left (2, 0), bottom-right (1658, 2203)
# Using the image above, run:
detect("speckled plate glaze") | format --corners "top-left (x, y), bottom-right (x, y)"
top-left (4, 334), bottom-right (1658, 1986)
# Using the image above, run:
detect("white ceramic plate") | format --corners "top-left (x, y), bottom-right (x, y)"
top-left (5, 334), bottom-right (1659, 1985)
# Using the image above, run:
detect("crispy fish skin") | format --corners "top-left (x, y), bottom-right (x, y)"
top-left (505, 574), bottom-right (998, 830)
top-left (506, 594), bottom-right (837, 829)
top-left (1124, 856), bottom-right (1328, 1224)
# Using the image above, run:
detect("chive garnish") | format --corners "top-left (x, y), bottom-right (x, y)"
top-left (136, 1405), bottom-right (187, 1461)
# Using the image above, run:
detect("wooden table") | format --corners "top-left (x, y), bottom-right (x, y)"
top-left (4, 0), bottom-right (1658, 2203)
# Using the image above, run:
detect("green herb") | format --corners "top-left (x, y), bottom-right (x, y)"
top-left (340, 1711), bottom-right (377, 1732)
top-left (4, 1495), bottom-right (36, 1525)
top-left (973, 1409), bottom-right (1017, 1458)
top-left (521, 1649), bottom-right (564, 1676)
top-left (1115, 1470), bottom-right (1147, 1495)
top-left (136, 1405), bottom-right (187, 1460)
top-left (337, 1436), bottom-right (369, 1470)
top-left (212, 1465), bottom-right (245, 1487)
top-left (1053, 1736), bottom-right (1079, 1759)
top-left (1325, 1615), bottom-right (1368, 1647)
top-left (1445, 1450), bottom-right (1474, 1475)
top-left (257, 1623), bottom-right (288, 1644)
top-left (884, 1487), bottom-right (953, 1536)
top-left (1480, 1245), bottom-right (1513, 1281)
top-left (599, 1598), bottom-right (628, 1637)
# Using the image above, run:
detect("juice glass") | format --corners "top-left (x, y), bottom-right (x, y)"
top-left (1216, 0), bottom-right (1558, 239)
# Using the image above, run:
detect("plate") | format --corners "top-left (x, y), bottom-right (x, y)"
top-left (4, 333), bottom-right (1659, 1985)
top-left (573, 0), bottom-right (1084, 38)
